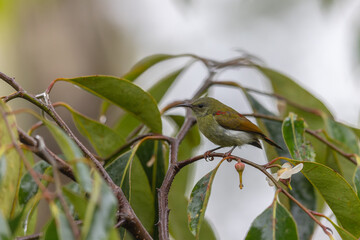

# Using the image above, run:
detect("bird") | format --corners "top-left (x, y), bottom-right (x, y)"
top-left (177, 97), bottom-right (282, 159)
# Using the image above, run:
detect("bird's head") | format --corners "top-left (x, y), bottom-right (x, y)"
top-left (176, 97), bottom-right (218, 118)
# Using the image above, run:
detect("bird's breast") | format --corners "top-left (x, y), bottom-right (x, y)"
top-left (197, 115), bottom-right (256, 147)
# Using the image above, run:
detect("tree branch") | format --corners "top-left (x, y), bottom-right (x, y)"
top-left (1, 72), bottom-right (152, 240)
top-left (306, 129), bottom-right (356, 164)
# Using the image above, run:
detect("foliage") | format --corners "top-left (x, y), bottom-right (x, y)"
top-left (0, 53), bottom-right (359, 240)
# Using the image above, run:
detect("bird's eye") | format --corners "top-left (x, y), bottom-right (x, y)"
top-left (198, 104), bottom-right (204, 108)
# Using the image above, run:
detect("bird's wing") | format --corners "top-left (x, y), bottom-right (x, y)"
top-left (213, 110), bottom-right (264, 135)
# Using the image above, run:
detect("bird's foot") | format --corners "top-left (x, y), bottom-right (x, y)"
top-left (204, 150), bottom-right (215, 161)
top-left (223, 146), bottom-right (237, 162)
top-left (203, 146), bottom-right (223, 161)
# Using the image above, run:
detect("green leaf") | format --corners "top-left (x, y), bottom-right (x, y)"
top-left (113, 113), bottom-right (141, 139)
top-left (107, 144), bottom-right (155, 234)
top-left (0, 155), bottom-right (6, 185)
top-left (323, 118), bottom-right (359, 182)
top-left (63, 186), bottom-right (87, 220)
top-left (245, 200), bottom-right (298, 240)
top-left (288, 160), bottom-right (360, 237)
top-left (148, 66), bottom-right (186, 103)
top-left (282, 113), bottom-right (317, 240)
top-left (58, 76), bottom-right (162, 133)
top-left (44, 121), bottom-right (83, 160)
top-left (0, 212), bottom-right (11, 240)
top-left (49, 202), bottom-right (75, 240)
top-left (129, 156), bottom-right (155, 234)
top-left (64, 104), bottom-right (125, 158)
top-left (106, 151), bottom-right (132, 198)
top-left (245, 93), bottom-right (288, 157)
top-left (256, 66), bottom-right (332, 117)
top-left (44, 121), bottom-right (92, 193)
top-left (19, 161), bottom-right (50, 205)
top-left (123, 54), bottom-right (178, 81)
top-left (256, 66), bottom-right (330, 179)
top-left (187, 161), bottom-right (223, 238)
top-left (168, 115), bottom-right (215, 240)
top-left (43, 219), bottom-right (59, 240)
top-left (0, 101), bottom-right (22, 218)
top-left (282, 113), bottom-right (315, 162)
top-left (353, 167), bottom-right (360, 198)
top-left (83, 173), bottom-right (117, 240)
top-left (167, 115), bottom-right (201, 161)
top-left (323, 215), bottom-right (357, 240)
top-left (324, 118), bottom-right (359, 155)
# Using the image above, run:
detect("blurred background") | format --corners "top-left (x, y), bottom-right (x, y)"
top-left (1, 0), bottom-right (359, 239)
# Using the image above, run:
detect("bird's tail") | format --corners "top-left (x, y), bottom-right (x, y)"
top-left (263, 136), bottom-right (283, 150)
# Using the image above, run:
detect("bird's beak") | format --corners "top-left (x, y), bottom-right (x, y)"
top-left (174, 103), bottom-right (193, 108)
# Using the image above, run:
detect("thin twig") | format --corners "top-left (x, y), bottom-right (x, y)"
top-left (157, 70), bottom-right (215, 240)
top-left (17, 128), bottom-right (76, 181)
top-left (0, 109), bottom-right (50, 216)
top-left (177, 152), bottom-right (333, 238)
top-left (16, 233), bottom-right (42, 240)
top-left (1, 71), bottom-right (152, 240)
top-left (306, 129), bottom-right (356, 164)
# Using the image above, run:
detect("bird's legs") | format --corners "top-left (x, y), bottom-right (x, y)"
top-left (204, 146), bottom-right (223, 161)
top-left (223, 146), bottom-right (237, 162)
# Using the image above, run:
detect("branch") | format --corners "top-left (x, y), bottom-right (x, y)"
top-left (211, 80), bottom-right (324, 116)
top-left (305, 129), bottom-right (357, 164)
top-left (16, 233), bottom-right (42, 240)
top-left (18, 128), bottom-right (76, 181)
top-left (178, 152), bottom-right (333, 238)
top-left (1, 72), bottom-right (152, 240)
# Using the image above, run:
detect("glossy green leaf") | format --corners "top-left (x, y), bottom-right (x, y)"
top-left (256, 66), bottom-right (332, 117)
top-left (353, 167), bottom-right (360, 198)
top-left (43, 219), bottom-right (59, 240)
top-left (245, 93), bottom-right (288, 156)
top-left (106, 151), bottom-right (132, 198)
top-left (282, 113), bottom-right (315, 162)
top-left (324, 118), bottom-right (359, 182)
top-left (18, 196), bottom-right (39, 237)
top-left (0, 155), bottom-right (6, 184)
top-left (49, 202), bottom-right (75, 240)
top-left (113, 113), bottom-right (141, 139)
top-left (324, 216), bottom-right (357, 240)
top-left (134, 141), bottom-right (155, 187)
top-left (129, 156), bottom-right (155, 234)
top-left (256, 66), bottom-right (329, 179)
top-left (19, 161), bottom-right (50, 205)
top-left (188, 162), bottom-right (223, 238)
top-left (63, 187), bottom-right (87, 220)
top-left (282, 113), bottom-right (317, 240)
top-left (0, 212), bottom-right (11, 240)
top-left (64, 104), bottom-right (125, 158)
top-left (167, 115), bottom-right (201, 161)
top-left (0, 101), bottom-right (21, 218)
top-left (112, 66), bottom-right (186, 138)
top-left (168, 115), bottom-right (215, 240)
top-left (44, 120), bottom-right (92, 193)
top-left (58, 76), bottom-right (162, 133)
top-left (83, 173), bottom-right (117, 240)
top-left (107, 144), bottom-right (155, 234)
top-left (123, 54), bottom-right (177, 81)
top-left (245, 200), bottom-right (298, 240)
top-left (44, 121), bottom-right (83, 160)
top-left (288, 160), bottom-right (360, 237)
top-left (350, 126), bottom-right (360, 139)
top-left (324, 118), bottom-right (359, 155)
top-left (134, 140), bottom-right (166, 193)
top-left (148, 66), bottom-right (186, 103)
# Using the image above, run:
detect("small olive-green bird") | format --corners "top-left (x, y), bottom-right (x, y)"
top-left (178, 97), bottom-right (282, 156)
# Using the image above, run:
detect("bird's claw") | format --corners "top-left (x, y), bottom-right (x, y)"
top-left (204, 151), bottom-right (214, 161)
